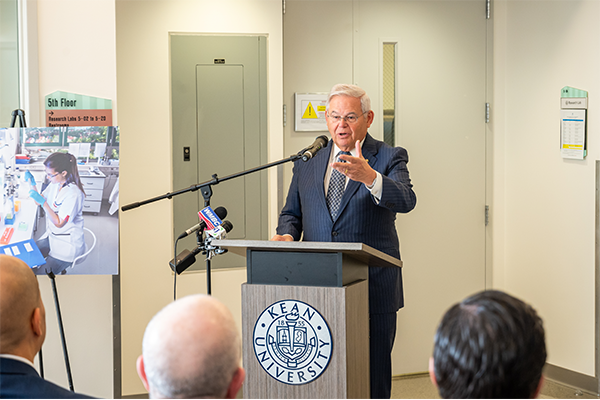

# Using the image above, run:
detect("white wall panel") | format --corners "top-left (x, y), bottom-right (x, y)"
top-left (35, 1), bottom-right (116, 398)
top-left (493, 0), bottom-right (598, 376)
top-left (115, 0), bottom-right (283, 395)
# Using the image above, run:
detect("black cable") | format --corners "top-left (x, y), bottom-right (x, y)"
top-left (173, 237), bottom-right (180, 301)
top-left (38, 348), bottom-right (44, 378)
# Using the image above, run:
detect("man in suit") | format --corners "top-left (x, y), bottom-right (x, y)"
top-left (430, 290), bottom-right (546, 398)
top-left (272, 83), bottom-right (417, 398)
top-left (136, 294), bottom-right (245, 399)
top-left (0, 255), bottom-right (92, 399)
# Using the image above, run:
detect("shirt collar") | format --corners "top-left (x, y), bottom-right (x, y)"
top-left (332, 136), bottom-right (366, 158)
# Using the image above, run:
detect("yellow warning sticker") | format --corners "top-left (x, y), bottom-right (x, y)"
top-left (302, 102), bottom-right (318, 119)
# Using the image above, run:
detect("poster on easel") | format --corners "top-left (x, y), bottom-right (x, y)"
top-left (0, 126), bottom-right (119, 276)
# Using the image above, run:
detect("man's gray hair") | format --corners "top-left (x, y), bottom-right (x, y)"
top-left (327, 83), bottom-right (371, 114)
top-left (142, 294), bottom-right (241, 398)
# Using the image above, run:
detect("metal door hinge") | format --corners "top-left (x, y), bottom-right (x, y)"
top-left (283, 0), bottom-right (286, 14)
top-left (283, 104), bottom-right (287, 127)
top-left (485, 103), bottom-right (490, 123)
top-left (486, 0), bottom-right (491, 19)
top-left (485, 205), bottom-right (490, 226)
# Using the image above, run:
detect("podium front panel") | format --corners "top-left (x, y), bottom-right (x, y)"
top-left (247, 250), bottom-right (368, 287)
top-left (242, 281), bottom-right (369, 399)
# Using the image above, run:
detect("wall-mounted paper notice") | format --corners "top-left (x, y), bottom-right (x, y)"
top-left (295, 93), bottom-right (328, 132)
top-left (561, 109), bottom-right (586, 160)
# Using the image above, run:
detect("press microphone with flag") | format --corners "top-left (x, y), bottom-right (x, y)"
top-left (177, 206), bottom-right (227, 239)
top-left (170, 220), bottom-right (234, 274)
top-left (198, 206), bottom-right (225, 231)
top-left (206, 220), bottom-right (234, 239)
top-left (300, 135), bottom-right (329, 162)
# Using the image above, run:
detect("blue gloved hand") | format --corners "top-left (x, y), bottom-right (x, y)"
top-left (29, 190), bottom-right (46, 206)
top-left (24, 170), bottom-right (36, 186)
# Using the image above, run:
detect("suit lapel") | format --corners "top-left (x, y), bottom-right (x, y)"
top-left (315, 141), bottom-right (333, 213)
top-left (334, 134), bottom-right (379, 221)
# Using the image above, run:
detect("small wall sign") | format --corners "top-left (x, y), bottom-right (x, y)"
top-left (295, 93), bottom-right (328, 132)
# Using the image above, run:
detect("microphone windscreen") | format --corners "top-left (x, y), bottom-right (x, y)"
top-left (316, 135), bottom-right (328, 147)
top-left (214, 206), bottom-right (227, 220)
top-left (221, 220), bottom-right (233, 233)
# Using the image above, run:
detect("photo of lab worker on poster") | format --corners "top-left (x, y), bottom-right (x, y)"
top-left (0, 126), bottom-right (119, 275)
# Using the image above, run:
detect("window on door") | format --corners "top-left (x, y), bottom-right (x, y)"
top-left (383, 42), bottom-right (396, 147)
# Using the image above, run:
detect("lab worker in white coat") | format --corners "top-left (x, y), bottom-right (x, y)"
top-left (26, 152), bottom-right (86, 275)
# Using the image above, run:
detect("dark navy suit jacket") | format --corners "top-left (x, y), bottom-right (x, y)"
top-left (0, 357), bottom-right (93, 399)
top-left (276, 134), bottom-right (416, 313)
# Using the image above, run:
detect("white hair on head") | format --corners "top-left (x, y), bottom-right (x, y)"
top-left (142, 294), bottom-right (241, 398)
top-left (326, 83), bottom-right (371, 114)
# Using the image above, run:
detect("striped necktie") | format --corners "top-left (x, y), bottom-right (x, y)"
top-left (326, 151), bottom-right (351, 219)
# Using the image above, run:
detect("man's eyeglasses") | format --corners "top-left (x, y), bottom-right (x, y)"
top-left (327, 112), bottom-right (367, 124)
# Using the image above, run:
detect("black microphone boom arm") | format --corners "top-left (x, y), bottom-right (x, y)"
top-left (122, 152), bottom-right (306, 212)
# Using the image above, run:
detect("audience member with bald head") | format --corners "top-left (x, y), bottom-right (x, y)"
top-left (0, 255), bottom-right (92, 399)
top-left (136, 294), bottom-right (245, 399)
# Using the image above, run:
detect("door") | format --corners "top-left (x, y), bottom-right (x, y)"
top-left (283, 0), bottom-right (488, 374)
top-left (356, 0), bottom-right (488, 374)
top-left (171, 34), bottom-right (268, 271)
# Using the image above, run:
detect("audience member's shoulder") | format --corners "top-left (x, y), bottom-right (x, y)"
top-left (0, 358), bottom-right (95, 399)
top-left (39, 381), bottom-right (97, 399)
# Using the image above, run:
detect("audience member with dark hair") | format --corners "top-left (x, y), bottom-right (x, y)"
top-left (136, 294), bottom-right (245, 399)
top-left (0, 255), bottom-right (93, 399)
top-left (430, 290), bottom-right (546, 399)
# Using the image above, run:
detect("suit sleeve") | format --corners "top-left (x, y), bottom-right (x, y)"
top-left (275, 161), bottom-right (304, 240)
top-left (376, 146), bottom-right (417, 213)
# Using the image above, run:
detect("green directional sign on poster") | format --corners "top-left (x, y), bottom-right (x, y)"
top-left (45, 91), bottom-right (112, 110)
top-left (44, 91), bottom-right (112, 126)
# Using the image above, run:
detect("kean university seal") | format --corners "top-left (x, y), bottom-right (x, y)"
top-left (253, 299), bottom-right (333, 385)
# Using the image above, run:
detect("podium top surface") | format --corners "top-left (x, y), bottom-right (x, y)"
top-left (212, 239), bottom-right (402, 269)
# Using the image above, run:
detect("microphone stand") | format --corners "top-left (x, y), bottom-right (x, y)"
top-left (122, 153), bottom-right (303, 212)
top-left (200, 231), bottom-right (229, 295)
top-left (123, 153), bottom-right (306, 295)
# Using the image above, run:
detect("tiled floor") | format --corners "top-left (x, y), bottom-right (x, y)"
top-left (391, 374), bottom-right (599, 399)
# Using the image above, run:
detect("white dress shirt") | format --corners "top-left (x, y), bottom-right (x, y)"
top-left (324, 139), bottom-right (383, 201)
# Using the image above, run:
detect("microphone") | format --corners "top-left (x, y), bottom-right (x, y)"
top-left (206, 220), bottom-right (233, 239)
top-left (177, 206), bottom-right (227, 239)
top-left (221, 220), bottom-right (233, 236)
top-left (300, 135), bottom-right (329, 162)
top-left (169, 247), bottom-right (202, 275)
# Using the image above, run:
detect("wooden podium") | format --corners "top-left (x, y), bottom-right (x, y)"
top-left (213, 240), bottom-right (402, 399)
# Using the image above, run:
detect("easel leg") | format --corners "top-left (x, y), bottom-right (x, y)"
top-left (47, 271), bottom-right (75, 392)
